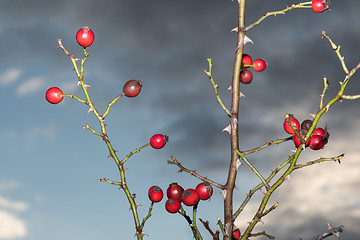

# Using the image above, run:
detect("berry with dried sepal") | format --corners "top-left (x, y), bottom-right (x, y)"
top-left (150, 134), bottom-right (168, 149)
top-left (195, 182), bottom-right (213, 200)
top-left (165, 198), bottom-right (181, 213)
top-left (148, 186), bottom-right (164, 203)
top-left (182, 189), bottom-right (200, 206)
top-left (76, 26), bottom-right (95, 48)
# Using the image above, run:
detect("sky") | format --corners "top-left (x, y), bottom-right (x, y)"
top-left (1, 0), bottom-right (360, 239)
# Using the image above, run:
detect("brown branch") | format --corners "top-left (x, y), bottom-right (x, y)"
top-left (199, 218), bottom-right (220, 240)
top-left (168, 156), bottom-right (225, 189)
top-left (301, 225), bottom-right (343, 240)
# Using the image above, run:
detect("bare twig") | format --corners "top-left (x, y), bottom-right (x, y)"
top-left (168, 156), bottom-right (225, 189)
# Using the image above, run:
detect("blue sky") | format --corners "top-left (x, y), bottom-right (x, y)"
top-left (1, 0), bottom-right (360, 239)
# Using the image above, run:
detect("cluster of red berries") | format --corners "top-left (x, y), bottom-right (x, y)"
top-left (148, 182), bottom-right (213, 213)
top-left (240, 54), bottom-right (267, 84)
top-left (283, 115), bottom-right (330, 150)
top-left (311, 0), bottom-right (330, 13)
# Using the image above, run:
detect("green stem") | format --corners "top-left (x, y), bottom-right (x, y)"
top-left (205, 59), bottom-right (232, 116)
top-left (236, 150), bottom-right (270, 190)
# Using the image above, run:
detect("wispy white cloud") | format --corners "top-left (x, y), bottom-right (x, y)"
top-left (0, 181), bottom-right (21, 193)
top-left (0, 68), bottom-right (21, 86)
top-left (0, 197), bottom-right (28, 212)
top-left (16, 77), bottom-right (45, 96)
top-left (0, 210), bottom-right (27, 239)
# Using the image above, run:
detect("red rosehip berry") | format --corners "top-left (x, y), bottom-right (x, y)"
top-left (76, 26), bottom-right (95, 48)
top-left (253, 59), bottom-right (267, 72)
top-left (293, 130), bottom-right (310, 148)
top-left (182, 189), bottom-right (200, 206)
top-left (313, 127), bottom-right (330, 145)
top-left (45, 87), bottom-right (63, 104)
top-left (309, 135), bottom-right (325, 150)
top-left (167, 183), bottom-right (184, 202)
top-left (301, 119), bottom-right (313, 131)
top-left (312, 0), bottom-right (330, 13)
top-left (148, 186), bottom-right (164, 203)
top-left (240, 70), bottom-right (253, 84)
top-left (150, 134), bottom-right (168, 149)
top-left (283, 116), bottom-right (300, 134)
top-left (232, 229), bottom-right (241, 240)
top-left (165, 198), bottom-right (181, 214)
top-left (123, 80), bottom-right (142, 98)
top-left (313, 128), bottom-right (326, 137)
top-left (195, 182), bottom-right (213, 200)
top-left (241, 54), bottom-right (252, 69)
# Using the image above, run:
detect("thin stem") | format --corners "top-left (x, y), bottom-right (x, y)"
top-left (245, 2), bottom-right (312, 31)
top-left (232, 155), bottom-right (294, 221)
top-left (82, 125), bottom-right (103, 137)
top-left (121, 143), bottom-right (151, 165)
top-left (240, 137), bottom-right (292, 155)
top-left (235, 150), bottom-right (270, 190)
top-left (295, 154), bottom-right (343, 169)
top-left (321, 31), bottom-right (349, 74)
top-left (168, 156), bottom-right (225, 189)
top-left (319, 76), bottom-right (329, 110)
top-left (140, 202), bottom-right (154, 229)
top-left (102, 93), bottom-right (125, 119)
top-left (192, 204), bottom-right (203, 240)
top-left (62, 94), bottom-right (87, 104)
top-left (205, 58), bottom-right (232, 117)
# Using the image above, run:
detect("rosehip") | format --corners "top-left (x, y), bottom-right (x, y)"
top-left (150, 134), bottom-right (168, 149)
top-left (167, 183), bottom-right (184, 202)
top-left (165, 198), bottom-right (181, 214)
top-left (240, 70), bottom-right (253, 84)
top-left (253, 59), bottom-right (267, 72)
top-left (182, 189), bottom-right (200, 206)
top-left (148, 186), bottom-right (163, 203)
top-left (241, 54), bottom-right (252, 68)
top-left (284, 116), bottom-right (300, 134)
top-left (232, 229), bottom-right (241, 240)
top-left (293, 130), bottom-right (310, 148)
top-left (76, 26), bottom-right (95, 48)
top-left (123, 80), bottom-right (142, 97)
top-left (195, 182), bottom-right (213, 200)
top-left (45, 87), bottom-right (63, 104)
top-left (309, 135), bottom-right (324, 150)
top-left (313, 128), bottom-right (326, 136)
top-left (301, 119), bottom-right (313, 131)
top-left (313, 127), bottom-right (330, 145)
top-left (312, 0), bottom-right (330, 13)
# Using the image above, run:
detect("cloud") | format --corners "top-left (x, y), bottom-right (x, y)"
top-left (233, 141), bottom-right (360, 238)
top-left (16, 77), bottom-right (45, 96)
top-left (0, 197), bottom-right (28, 212)
top-left (0, 69), bottom-right (21, 86)
top-left (0, 181), bottom-right (21, 193)
top-left (0, 210), bottom-right (27, 239)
